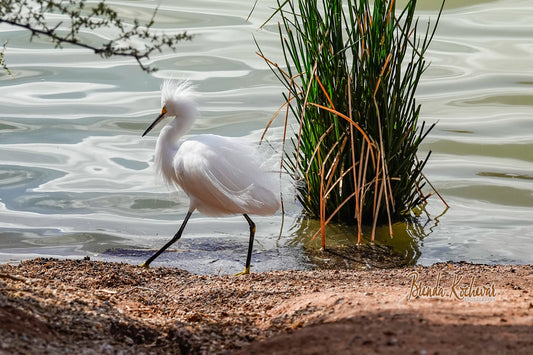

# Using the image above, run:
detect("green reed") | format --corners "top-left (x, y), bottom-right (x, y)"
top-left (259, 0), bottom-right (445, 246)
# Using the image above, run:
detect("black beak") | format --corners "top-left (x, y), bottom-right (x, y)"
top-left (142, 112), bottom-right (166, 137)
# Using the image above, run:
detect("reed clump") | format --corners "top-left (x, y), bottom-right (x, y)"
top-left (259, 0), bottom-right (445, 246)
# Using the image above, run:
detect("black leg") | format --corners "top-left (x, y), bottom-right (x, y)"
top-left (238, 213), bottom-right (255, 275)
top-left (140, 210), bottom-right (193, 268)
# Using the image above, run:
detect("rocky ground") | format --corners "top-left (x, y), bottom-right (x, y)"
top-left (0, 258), bottom-right (531, 354)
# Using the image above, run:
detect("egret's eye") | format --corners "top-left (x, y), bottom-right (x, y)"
top-left (161, 106), bottom-right (168, 115)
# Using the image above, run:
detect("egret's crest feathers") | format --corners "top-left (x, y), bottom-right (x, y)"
top-left (161, 79), bottom-right (195, 107)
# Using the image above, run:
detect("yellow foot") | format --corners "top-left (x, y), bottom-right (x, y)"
top-left (139, 262), bottom-right (150, 268)
top-left (234, 267), bottom-right (250, 276)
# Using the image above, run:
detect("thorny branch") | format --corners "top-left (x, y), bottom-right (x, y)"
top-left (0, 0), bottom-right (192, 73)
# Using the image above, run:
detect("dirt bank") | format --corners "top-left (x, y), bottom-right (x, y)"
top-left (0, 259), bottom-right (531, 354)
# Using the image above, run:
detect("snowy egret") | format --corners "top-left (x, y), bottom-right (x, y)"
top-left (140, 80), bottom-right (279, 274)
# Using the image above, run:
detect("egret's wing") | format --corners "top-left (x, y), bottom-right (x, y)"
top-left (174, 136), bottom-right (279, 216)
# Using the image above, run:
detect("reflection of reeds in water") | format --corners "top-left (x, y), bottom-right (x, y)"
top-left (289, 212), bottom-right (432, 268)
top-left (259, 0), bottom-right (445, 247)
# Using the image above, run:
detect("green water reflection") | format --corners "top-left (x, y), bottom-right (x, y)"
top-left (289, 206), bottom-right (446, 269)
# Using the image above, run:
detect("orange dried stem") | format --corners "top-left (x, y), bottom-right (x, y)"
top-left (307, 102), bottom-right (374, 149)
top-left (315, 74), bottom-right (336, 111)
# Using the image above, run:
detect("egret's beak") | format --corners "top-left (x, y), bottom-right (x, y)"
top-left (142, 107), bottom-right (167, 137)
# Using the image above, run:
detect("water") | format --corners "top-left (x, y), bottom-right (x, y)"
top-left (1, 0), bottom-right (532, 273)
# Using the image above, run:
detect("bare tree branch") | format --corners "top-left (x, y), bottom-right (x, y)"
top-left (1, 40), bottom-right (14, 77)
top-left (0, 0), bottom-right (192, 73)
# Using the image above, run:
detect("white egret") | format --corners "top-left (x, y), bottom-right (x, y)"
top-left (140, 80), bottom-right (279, 274)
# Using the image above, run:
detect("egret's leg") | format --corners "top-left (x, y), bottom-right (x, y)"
top-left (140, 210), bottom-right (193, 268)
top-left (235, 214), bottom-right (255, 275)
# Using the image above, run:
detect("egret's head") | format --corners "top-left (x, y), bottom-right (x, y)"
top-left (142, 80), bottom-right (197, 137)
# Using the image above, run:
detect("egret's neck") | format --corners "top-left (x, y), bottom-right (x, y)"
top-left (155, 115), bottom-right (195, 184)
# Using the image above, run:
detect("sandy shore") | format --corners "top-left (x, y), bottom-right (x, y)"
top-left (0, 258), bottom-right (531, 354)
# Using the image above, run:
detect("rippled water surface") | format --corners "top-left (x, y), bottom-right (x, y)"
top-left (1, 0), bottom-right (532, 273)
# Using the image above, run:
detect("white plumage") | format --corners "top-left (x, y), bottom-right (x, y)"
top-left (170, 135), bottom-right (279, 216)
top-left (140, 79), bottom-right (279, 274)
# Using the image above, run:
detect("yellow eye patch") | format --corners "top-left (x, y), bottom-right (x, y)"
top-left (161, 106), bottom-right (168, 114)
